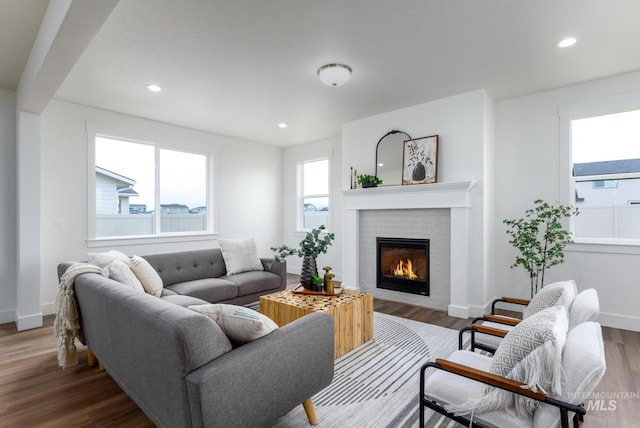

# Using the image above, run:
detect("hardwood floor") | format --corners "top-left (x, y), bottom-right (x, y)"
top-left (1, 282), bottom-right (638, 427)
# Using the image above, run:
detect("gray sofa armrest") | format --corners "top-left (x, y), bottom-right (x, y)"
top-left (261, 258), bottom-right (287, 289)
top-left (186, 312), bottom-right (334, 428)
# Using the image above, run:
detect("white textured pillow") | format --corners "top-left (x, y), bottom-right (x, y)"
top-left (130, 255), bottom-right (163, 297)
top-left (105, 260), bottom-right (145, 293)
top-left (188, 304), bottom-right (278, 344)
top-left (523, 280), bottom-right (577, 319)
top-left (448, 306), bottom-right (568, 418)
top-left (218, 237), bottom-right (264, 275)
top-left (88, 250), bottom-right (130, 268)
top-left (568, 288), bottom-right (599, 330)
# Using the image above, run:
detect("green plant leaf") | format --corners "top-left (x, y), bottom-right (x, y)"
top-left (503, 200), bottom-right (579, 297)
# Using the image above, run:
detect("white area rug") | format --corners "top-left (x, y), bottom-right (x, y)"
top-left (272, 312), bottom-right (465, 428)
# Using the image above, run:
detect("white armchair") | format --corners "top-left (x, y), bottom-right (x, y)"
top-left (422, 315), bottom-right (606, 428)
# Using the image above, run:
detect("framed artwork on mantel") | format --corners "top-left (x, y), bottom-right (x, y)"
top-left (402, 135), bottom-right (438, 185)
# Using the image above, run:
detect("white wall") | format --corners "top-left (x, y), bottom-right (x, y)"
top-left (494, 71), bottom-right (640, 331)
top-left (281, 136), bottom-right (342, 279)
top-left (39, 100), bottom-right (283, 314)
top-left (342, 90), bottom-right (494, 315)
top-left (0, 89), bottom-right (17, 323)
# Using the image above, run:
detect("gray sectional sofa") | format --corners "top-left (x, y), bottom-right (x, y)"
top-left (57, 248), bottom-right (335, 427)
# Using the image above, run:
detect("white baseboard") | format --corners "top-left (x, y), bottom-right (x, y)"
top-left (41, 302), bottom-right (55, 316)
top-left (447, 304), bottom-right (469, 319)
top-left (16, 312), bottom-right (43, 331)
top-left (598, 312), bottom-right (640, 332)
top-left (0, 308), bottom-right (16, 325)
top-left (468, 304), bottom-right (491, 318)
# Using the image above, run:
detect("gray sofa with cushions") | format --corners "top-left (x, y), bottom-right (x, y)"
top-left (56, 262), bottom-right (335, 427)
top-left (143, 248), bottom-right (287, 305)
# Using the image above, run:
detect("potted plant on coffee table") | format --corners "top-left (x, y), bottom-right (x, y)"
top-left (271, 225), bottom-right (336, 289)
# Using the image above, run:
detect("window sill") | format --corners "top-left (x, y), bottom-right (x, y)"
top-left (294, 229), bottom-right (334, 235)
top-left (568, 239), bottom-right (640, 255)
top-left (87, 232), bottom-right (218, 248)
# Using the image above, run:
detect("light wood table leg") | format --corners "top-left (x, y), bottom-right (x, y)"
top-left (302, 398), bottom-right (318, 425)
top-left (87, 347), bottom-right (96, 367)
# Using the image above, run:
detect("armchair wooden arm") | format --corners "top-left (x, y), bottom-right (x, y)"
top-left (420, 359), bottom-right (586, 428)
top-left (433, 359), bottom-right (545, 401)
top-left (471, 324), bottom-right (509, 338)
top-left (480, 314), bottom-right (521, 327)
top-left (491, 296), bottom-right (531, 315)
top-left (458, 320), bottom-right (510, 353)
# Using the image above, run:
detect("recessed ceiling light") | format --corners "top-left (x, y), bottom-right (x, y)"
top-left (557, 37), bottom-right (577, 48)
top-left (146, 84), bottom-right (162, 92)
top-left (278, 123), bottom-right (287, 129)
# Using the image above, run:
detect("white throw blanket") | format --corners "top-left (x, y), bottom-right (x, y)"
top-left (53, 263), bottom-right (105, 368)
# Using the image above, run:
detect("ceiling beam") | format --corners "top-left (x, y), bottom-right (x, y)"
top-left (17, 0), bottom-right (119, 113)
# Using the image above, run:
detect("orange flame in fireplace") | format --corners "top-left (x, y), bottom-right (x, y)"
top-left (393, 259), bottom-right (418, 280)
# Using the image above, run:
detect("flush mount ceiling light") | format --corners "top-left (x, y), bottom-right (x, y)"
top-left (146, 84), bottom-right (162, 92)
top-left (557, 37), bottom-right (577, 48)
top-left (317, 63), bottom-right (352, 87)
top-left (278, 122), bottom-right (287, 129)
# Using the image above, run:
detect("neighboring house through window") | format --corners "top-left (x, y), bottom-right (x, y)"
top-left (95, 166), bottom-right (138, 215)
top-left (90, 133), bottom-right (210, 239)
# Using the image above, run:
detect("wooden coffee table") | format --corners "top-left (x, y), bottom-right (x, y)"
top-left (260, 288), bottom-right (374, 359)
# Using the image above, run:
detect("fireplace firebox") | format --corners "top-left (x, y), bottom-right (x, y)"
top-left (376, 237), bottom-right (429, 296)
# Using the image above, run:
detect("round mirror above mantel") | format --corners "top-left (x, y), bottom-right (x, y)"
top-left (375, 130), bottom-right (411, 186)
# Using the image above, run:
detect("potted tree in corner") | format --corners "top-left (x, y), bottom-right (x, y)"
top-left (271, 225), bottom-right (336, 289)
top-left (503, 199), bottom-right (579, 298)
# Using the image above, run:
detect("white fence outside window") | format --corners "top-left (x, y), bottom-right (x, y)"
top-left (575, 205), bottom-right (640, 239)
top-left (96, 214), bottom-right (206, 237)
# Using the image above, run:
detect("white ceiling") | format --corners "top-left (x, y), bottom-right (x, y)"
top-left (0, 0), bottom-right (49, 90)
top-left (5, 0), bottom-right (640, 146)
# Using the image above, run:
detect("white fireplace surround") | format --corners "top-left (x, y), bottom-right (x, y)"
top-left (342, 181), bottom-right (476, 318)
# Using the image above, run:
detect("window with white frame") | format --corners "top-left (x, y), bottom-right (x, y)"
top-left (300, 158), bottom-right (329, 230)
top-left (93, 135), bottom-right (209, 238)
top-left (570, 109), bottom-right (640, 240)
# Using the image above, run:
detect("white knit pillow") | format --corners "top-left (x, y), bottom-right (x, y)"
top-left (87, 250), bottom-right (130, 268)
top-left (188, 304), bottom-right (278, 344)
top-left (218, 237), bottom-right (264, 275)
top-left (523, 280), bottom-right (577, 319)
top-left (105, 260), bottom-right (145, 293)
top-left (130, 255), bottom-right (163, 297)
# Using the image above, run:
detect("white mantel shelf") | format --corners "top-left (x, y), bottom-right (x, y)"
top-left (341, 180), bottom-right (476, 319)
top-left (342, 181), bottom-right (476, 210)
